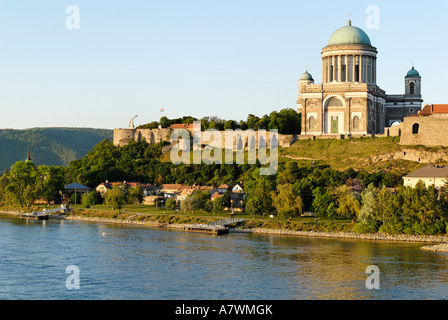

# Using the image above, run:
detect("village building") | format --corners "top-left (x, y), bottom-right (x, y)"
top-left (217, 184), bottom-right (233, 194)
top-left (232, 183), bottom-right (244, 193)
top-left (96, 181), bottom-right (149, 196)
top-left (161, 184), bottom-right (183, 194)
top-left (402, 165), bottom-right (448, 188)
top-left (96, 181), bottom-right (161, 205)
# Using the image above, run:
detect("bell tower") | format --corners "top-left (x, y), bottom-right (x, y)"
top-left (405, 65), bottom-right (422, 97)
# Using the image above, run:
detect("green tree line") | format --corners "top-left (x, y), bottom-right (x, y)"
top-left (2, 135), bottom-right (447, 236)
top-left (137, 108), bottom-right (301, 135)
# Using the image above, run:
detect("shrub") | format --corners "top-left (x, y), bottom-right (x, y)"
top-left (104, 186), bottom-right (126, 210)
top-left (81, 191), bottom-right (99, 208)
top-left (165, 198), bottom-right (177, 210)
top-left (354, 223), bottom-right (377, 234)
top-left (379, 221), bottom-right (404, 235)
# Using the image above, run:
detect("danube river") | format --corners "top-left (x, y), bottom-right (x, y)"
top-left (0, 214), bottom-right (447, 300)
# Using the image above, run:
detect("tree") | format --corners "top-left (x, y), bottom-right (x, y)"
top-left (312, 187), bottom-right (332, 218)
top-left (203, 199), bottom-right (213, 212)
top-left (212, 195), bottom-right (226, 212)
top-left (104, 185), bottom-right (126, 210)
top-left (5, 161), bottom-right (39, 208)
top-left (127, 185), bottom-right (143, 204)
top-left (358, 184), bottom-right (378, 227)
top-left (166, 198), bottom-right (177, 210)
top-left (271, 184), bottom-right (303, 219)
top-left (81, 191), bottom-right (100, 208)
top-left (245, 197), bottom-right (264, 215)
top-left (181, 196), bottom-right (195, 216)
top-left (224, 120), bottom-right (237, 130)
top-left (333, 185), bottom-right (361, 220)
top-left (35, 166), bottom-right (66, 203)
top-left (194, 190), bottom-right (210, 210)
top-left (326, 202), bottom-right (338, 222)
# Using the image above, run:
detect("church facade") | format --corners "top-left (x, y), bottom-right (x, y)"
top-left (297, 19), bottom-right (423, 136)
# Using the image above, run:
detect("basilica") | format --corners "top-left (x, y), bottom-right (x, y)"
top-left (297, 19), bottom-right (423, 136)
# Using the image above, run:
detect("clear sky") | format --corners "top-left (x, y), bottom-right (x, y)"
top-left (0, 0), bottom-right (447, 129)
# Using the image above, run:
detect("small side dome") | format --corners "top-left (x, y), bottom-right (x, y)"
top-left (299, 70), bottom-right (314, 82)
top-left (405, 66), bottom-right (421, 79)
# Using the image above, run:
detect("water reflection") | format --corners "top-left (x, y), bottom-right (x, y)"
top-left (0, 215), bottom-right (447, 299)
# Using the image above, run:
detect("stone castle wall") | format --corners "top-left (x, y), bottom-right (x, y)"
top-left (114, 128), bottom-right (297, 149)
top-left (399, 117), bottom-right (448, 147)
top-left (114, 128), bottom-right (171, 147)
top-left (379, 116), bottom-right (448, 147)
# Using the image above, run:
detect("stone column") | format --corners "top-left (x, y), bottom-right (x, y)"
top-left (338, 55), bottom-right (342, 82)
top-left (372, 57), bottom-right (375, 83)
top-left (322, 58), bottom-right (325, 83)
top-left (331, 56), bottom-right (336, 81)
top-left (352, 55), bottom-right (356, 82)
top-left (366, 56), bottom-right (369, 83)
top-left (345, 54), bottom-right (350, 82)
top-left (367, 56), bottom-right (371, 83)
top-left (359, 55), bottom-right (363, 83)
top-left (303, 99), bottom-right (307, 135)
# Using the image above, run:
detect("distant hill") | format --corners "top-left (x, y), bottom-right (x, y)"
top-left (0, 127), bottom-right (113, 169)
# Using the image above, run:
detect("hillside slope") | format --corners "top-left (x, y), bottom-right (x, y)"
top-left (279, 136), bottom-right (443, 173)
top-left (0, 127), bottom-right (113, 169)
top-left (159, 136), bottom-right (446, 175)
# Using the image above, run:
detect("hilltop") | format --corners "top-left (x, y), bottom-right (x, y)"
top-left (0, 127), bottom-right (113, 169)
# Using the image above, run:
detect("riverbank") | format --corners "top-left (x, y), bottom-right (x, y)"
top-left (1, 209), bottom-right (447, 252)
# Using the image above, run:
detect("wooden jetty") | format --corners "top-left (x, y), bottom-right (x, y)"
top-left (183, 218), bottom-right (246, 235)
top-left (20, 213), bottom-right (49, 220)
top-left (184, 224), bottom-right (229, 235)
top-left (20, 205), bottom-right (71, 220)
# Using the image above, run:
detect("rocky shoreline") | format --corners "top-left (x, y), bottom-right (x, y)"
top-left (247, 227), bottom-right (448, 243)
top-left (2, 210), bottom-right (447, 252)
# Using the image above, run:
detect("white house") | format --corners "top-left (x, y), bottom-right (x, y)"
top-left (403, 165), bottom-right (448, 188)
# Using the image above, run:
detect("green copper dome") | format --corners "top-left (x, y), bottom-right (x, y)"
top-left (327, 22), bottom-right (372, 46)
top-left (405, 66), bottom-right (421, 78)
top-left (299, 70), bottom-right (314, 81)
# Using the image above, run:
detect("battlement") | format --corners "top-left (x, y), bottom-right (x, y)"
top-left (113, 127), bottom-right (297, 149)
top-left (113, 128), bottom-right (171, 147)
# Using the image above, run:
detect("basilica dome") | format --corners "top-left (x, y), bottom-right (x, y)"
top-left (327, 22), bottom-right (372, 46)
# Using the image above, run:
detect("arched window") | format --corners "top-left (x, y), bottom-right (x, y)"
top-left (352, 116), bottom-right (360, 130)
top-left (308, 116), bottom-right (316, 130)
top-left (410, 82), bottom-right (415, 95)
top-left (412, 123), bottom-right (419, 134)
top-left (326, 97), bottom-right (343, 107)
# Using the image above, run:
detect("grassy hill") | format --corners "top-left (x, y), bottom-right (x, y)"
top-left (160, 136), bottom-right (441, 175)
top-left (0, 127), bottom-right (113, 169)
top-left (279, 136), bottom-right (438, 174)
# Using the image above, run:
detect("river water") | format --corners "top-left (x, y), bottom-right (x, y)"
top-left (0, 214), bottom-right (447, 300)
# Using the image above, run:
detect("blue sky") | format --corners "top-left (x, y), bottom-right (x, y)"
top-left (0, 0), bottom-right (446, 129)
